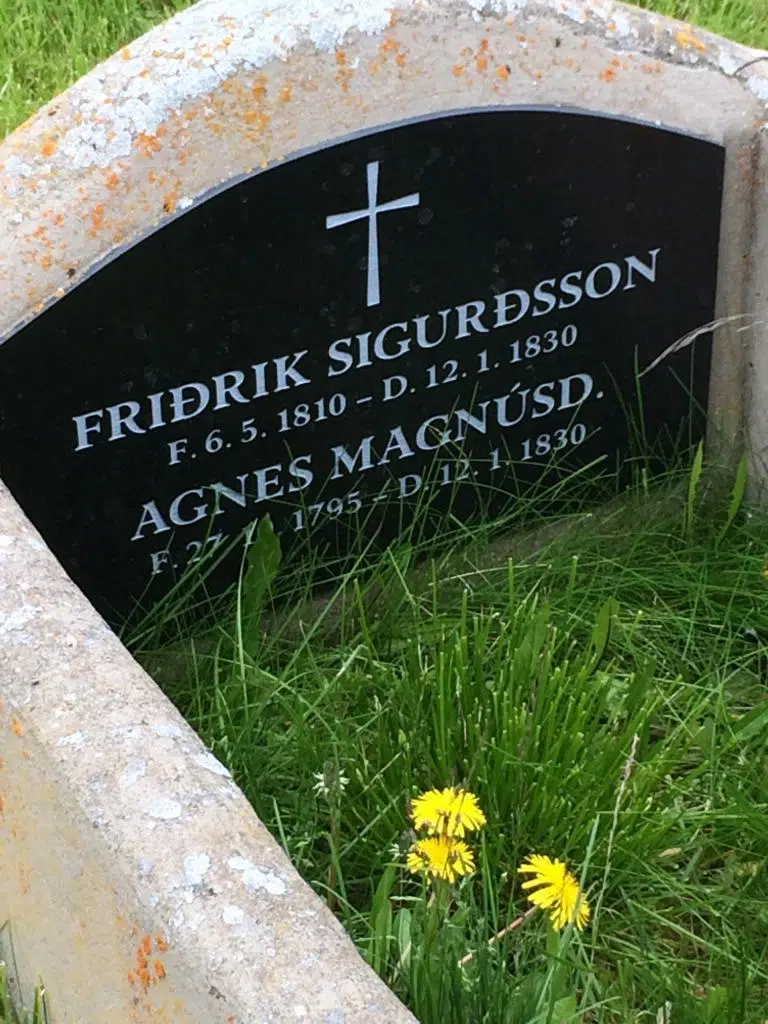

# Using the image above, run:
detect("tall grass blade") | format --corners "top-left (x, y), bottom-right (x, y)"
top-left (716, 453), bottom-right (748, 548)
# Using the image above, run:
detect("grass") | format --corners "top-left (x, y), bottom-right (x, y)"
top-left (0, 0), bottom-right (767, 137)
top-left (632, 0), bottom-right (768, 47)
top-left (0, 0), bottom-right (188, 137)
top-left (0, 959), bottom-right (45, 1024)
top-left (133, 462), bottom-right (768, 1023)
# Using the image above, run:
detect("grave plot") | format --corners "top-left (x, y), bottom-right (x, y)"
top-left (0, 0), bottom-right (767, 1020)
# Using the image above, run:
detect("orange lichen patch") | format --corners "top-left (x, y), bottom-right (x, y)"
top-left (0, 756), bottom-right (5, 769)
top-left (611, 56), bottom-right (622, 67)
top-left (676, 28), bottom-right (707, 52)
top-left (121, 47), bottom-right (132, 60)
top-left (52, 212), bottom-right (64, 226)
top-left (90, 203), bottom-right (106, 234)
top-left (105, 171), bottom-right (121, 190)
top-left (10, 717), bottom-right (24, 738)
top-left (40, 138), bottom-right (58, 158)
top-left (242, 110), bottom-right (270, 131)
top-left (20, 751), bottom-right (31, 760)
top-left (516, 33), bottom-right (526, 42)
top-left (251, 74), bottom-right (268, 100)
top-left (395, 51), bottom-right (406, 68)
top-left (607, 19), bottom-right (616, 31)
top-left (599, 67), bottom-right (617, 82)
top-left (155, 935), bottom-right (169, 952)
top-left (475, 38), bottom-right (491, 73)
top-left (162, 192), bottom-right (178, 215)
top-left (641, 61), bottom-right (663, 74)
top-left (135, 132), bottom-right (162, 157)
top-left (55, 287), bottom-right (65, 298)
top-left (335, 49), bottom-right (353, 92)
top-left (452, 64), bottom-right (464, 77)
top-left (496, 65), bottom-right (511, 80)
top-left (130, 936), bottom-right (169, 995)
top-left (40, 254), bottom-right (52, 271)
top-left (380, 36), bottom-right (399, 54)
top-left (279, 82), bottom-right (293, 102)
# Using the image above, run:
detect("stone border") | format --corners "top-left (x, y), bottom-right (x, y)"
top-left (0, 0), bottom-right (767, 1019)
top-left (0, 477), bottom-right (415, 1022)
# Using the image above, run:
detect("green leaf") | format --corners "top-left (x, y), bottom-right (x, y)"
top-left (392, 907), bottom-right (413, 980)
top-left (368, 863), bottom-right (396, 973)
top-left (552, 994), bottom-right (579, 1023)
top-left (589, 597), bottom-right (618, 670)
top-left (241, 515), bottom-right (282, 624)
top-left (683, 440), bottom-right (704, 541)
top-left (716, 453), bottom-right (748, 547)
top-left (702, 985), bottom-right (729, 1022)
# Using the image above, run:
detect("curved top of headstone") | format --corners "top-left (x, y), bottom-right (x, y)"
top-left (0, 0), bottom-right (766, 338)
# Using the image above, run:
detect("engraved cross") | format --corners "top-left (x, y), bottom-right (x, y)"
top-left (325, 161), bottom-right (420, 308)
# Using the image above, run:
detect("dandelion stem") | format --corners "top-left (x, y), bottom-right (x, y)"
top-left (592, 732), bottom-right (639, 931)
top-left (458, 906), bottom-right (537, 967)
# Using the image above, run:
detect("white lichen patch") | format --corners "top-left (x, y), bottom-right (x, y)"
top-left (194, 750), bottom-right (233, 777)
top-left (0, 604), bottom-right (40, 639)
top-left (747, 73), bottom-right (768, 102)
top-left (137, 856), bottom-right (155, 877)
top-left (42, 0), bottom-right (405, 172)
top-left (152, 721), bottom-right (185, 738)
top-left (57, 730), bottom-right (87, 748)
top-left (184, 851), bottom-right (211, 885)
top-left (222, 904), bottom-right (245, 925)
top-left (717, 49), bottom-right (742, 76)
top-left (146, 795), bottom-right (183, 819)
top-left (228, 855), bottom-right (288, 895)
top-left (118, 759), bottom-right (147, 788)
top-left (556, 1), bottom-right (587, 25)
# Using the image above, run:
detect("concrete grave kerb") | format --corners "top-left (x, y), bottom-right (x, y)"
top-left (1, 0), bottom-right (768, 1020)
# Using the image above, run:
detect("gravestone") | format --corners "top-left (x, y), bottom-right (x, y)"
top-left (0, 107), bottom-right (723, 623)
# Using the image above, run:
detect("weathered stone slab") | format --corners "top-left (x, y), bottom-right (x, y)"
top-left (0, 480), bottom-right (415, 1022)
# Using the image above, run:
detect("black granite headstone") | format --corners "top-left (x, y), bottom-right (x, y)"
top-left (0, 109), bottom-right (723, 623)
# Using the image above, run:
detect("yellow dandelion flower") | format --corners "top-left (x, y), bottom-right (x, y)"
top-left (409, 786), bottom-right (487, 838)
top-left (518, 854), bottom-right (590, 931)
top-left (406, 835), bottom-right (476, 884)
